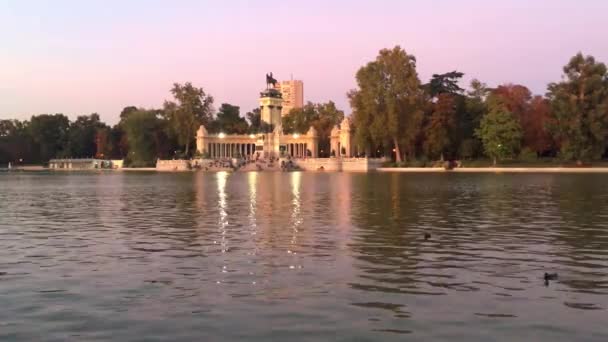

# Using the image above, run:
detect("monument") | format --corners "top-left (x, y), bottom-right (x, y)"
top-left (195, 73), bottom-right (319, 159)
top-left (185, 73), bottom-right (386, 171)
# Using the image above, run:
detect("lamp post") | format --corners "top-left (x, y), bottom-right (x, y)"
top-left (495, 143), bottom-right (502, 166)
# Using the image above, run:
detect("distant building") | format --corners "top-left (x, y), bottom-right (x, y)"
top-left (274, 79), bottom-right (303, 116)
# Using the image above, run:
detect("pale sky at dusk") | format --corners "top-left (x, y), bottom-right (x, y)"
top-left (1, 0), bottom-right (607, 124)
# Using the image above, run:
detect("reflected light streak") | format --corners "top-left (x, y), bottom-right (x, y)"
top-left (248, 172), bottom-right (258, 239)
top-left (217, 171), bottom-right (228, 254)
top-left (290, 172), bottom-right (302, 247)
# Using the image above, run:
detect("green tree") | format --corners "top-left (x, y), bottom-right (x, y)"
top-left (119, 106), bottom-right (138, 122)
top-left (475, 106), bottom-right (523, 165)
top-left (314, 102), bottom-right (345, 139)
top-left (122, 109), bottom-right (164, 166)
top-left (246, 108), bottom-right (262, 133)
top-left (29, 114), bottom-right (70, 162)
top-left (64, 113), bottom-right (106, 158)
top-left (547, 53), bottom-right (608, 161)
top-left (164, 82), bottom-right (214, 156)
top-left (458, 79), bottom-right (488, 159)
top-left (349, 46), bottom-right (424, 161)
top-left (107, 125), bottom-right (129, 159)
top-left (422, 71), bottom-right (465, 160)
top-left (282, 103), bottom-right (318, 134)
top-left (282, 101), bottom-right (344, 156)
top-left (209, 103), bottom-right (249, 134)
top-left (426, 71), bottom-right (464, 97)
top-left (0, 120), bottom-right (35, 165)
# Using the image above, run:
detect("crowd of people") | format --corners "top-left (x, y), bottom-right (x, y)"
top-left (188, 152), bottom-right (304, 172)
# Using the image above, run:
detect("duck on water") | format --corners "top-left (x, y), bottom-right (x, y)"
top-left (544, 272), bottom-right (558, 286)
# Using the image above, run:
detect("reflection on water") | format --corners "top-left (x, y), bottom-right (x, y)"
top-left (0, 172), bottom-right (607, 341)
top-left (217, 171), bottom-right (228, 255)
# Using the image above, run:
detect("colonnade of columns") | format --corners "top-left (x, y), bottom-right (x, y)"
top-left (207, 143), bottom-right (257, 159)
top-left (204, 142), bottom-right (313, 158)
top-left (287, 143), bottom-right (309, 158)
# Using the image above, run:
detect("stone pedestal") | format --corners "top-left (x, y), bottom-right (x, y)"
top-left (259, 88), bottom-right (283, 130)
top-left (259, 88), bottom-right (283, 158)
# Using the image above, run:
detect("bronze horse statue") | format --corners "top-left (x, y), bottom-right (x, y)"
top-left (266, 72), bottom-right (277, 89)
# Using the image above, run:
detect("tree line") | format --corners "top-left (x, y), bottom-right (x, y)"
top-left (1, 83), bottom-right (270, 166)
top-left (0, 81), bottom-right (346, 166)
top-left (2, 47), bottom-right (607, 166)
top-left (349, 46), bottom-right (608, 165)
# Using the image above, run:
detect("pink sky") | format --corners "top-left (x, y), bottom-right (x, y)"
top-left (1, 0), bottom-right (607, 124)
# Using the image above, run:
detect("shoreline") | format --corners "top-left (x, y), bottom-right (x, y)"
top-left (377, 167), bottom-right (608, 173)
top-left (6, 166), bottom-right (608, 173)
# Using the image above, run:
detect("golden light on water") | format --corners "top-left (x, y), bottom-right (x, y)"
top-left (216, 171), bottom-right (228, 254)
top-left (290, 172), bottom-right (302, 247)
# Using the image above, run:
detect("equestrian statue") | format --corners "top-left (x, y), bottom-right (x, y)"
top-left (266, 72), bottom-right (277, 89)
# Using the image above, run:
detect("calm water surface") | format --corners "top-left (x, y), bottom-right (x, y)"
top-left (0, 171), bottom-right (607, 341)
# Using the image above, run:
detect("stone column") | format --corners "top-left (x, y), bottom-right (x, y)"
top-left (310, 138), bottom-right (319, 158)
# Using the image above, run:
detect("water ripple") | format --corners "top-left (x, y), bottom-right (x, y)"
top-left (0, 172), bottom-right (607, 340)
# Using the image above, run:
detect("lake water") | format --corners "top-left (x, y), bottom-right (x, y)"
top-left (0, 171), bottom-right (607, 341)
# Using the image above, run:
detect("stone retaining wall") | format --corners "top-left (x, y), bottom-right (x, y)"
top-left (156, 159), bottom-right (191, 171)
top-left (296, 158), bottom-right (385, 172)
top-left (377, 167), bottom-right (608, 173)
top-left (155, 158), bottom-right (386, 172)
